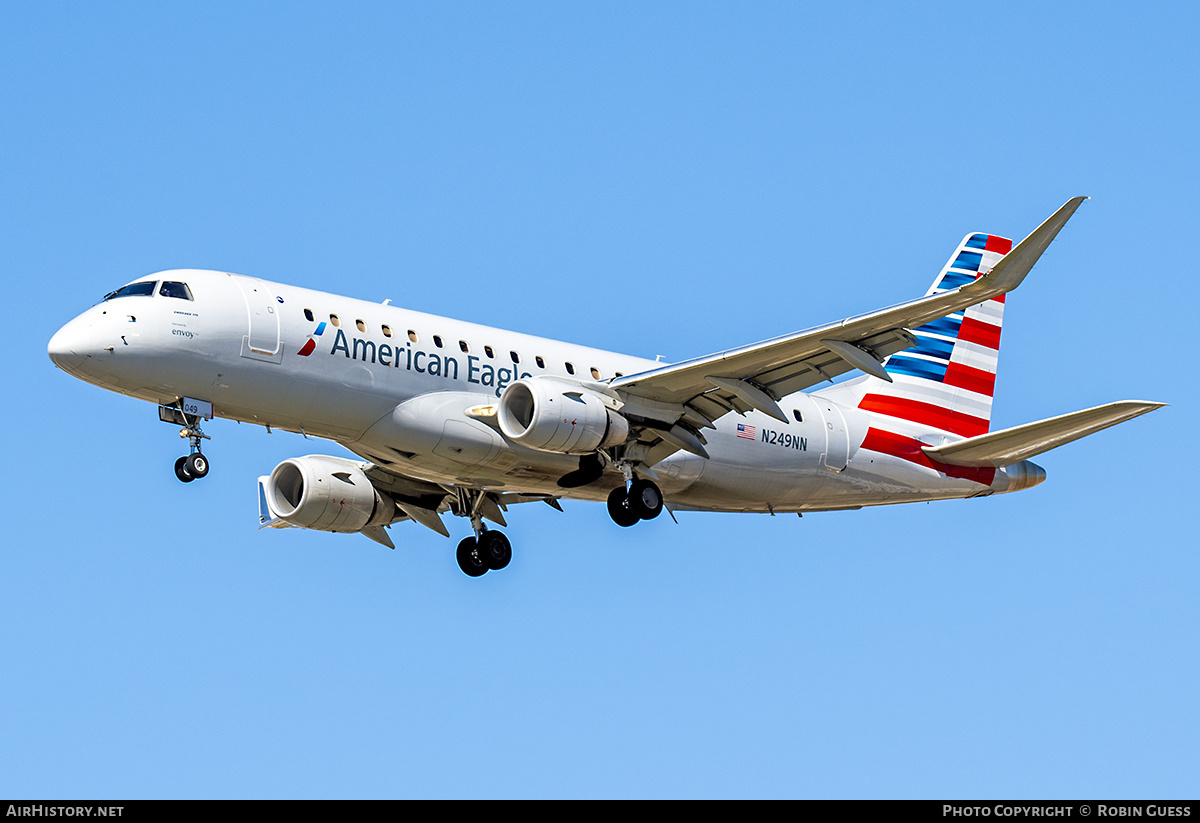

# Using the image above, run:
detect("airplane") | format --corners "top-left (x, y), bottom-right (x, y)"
top-left (48, 197), bottom-right (1163, 576)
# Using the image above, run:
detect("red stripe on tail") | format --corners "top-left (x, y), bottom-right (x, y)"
top-left (858, 394), bottom-right (989, 437)
top-left (942, 362), bottom-right (996, 396)
top-left (985, 235), bottom-right (1013, 254)
top-left (957, 317), bottom-right (1002, 349)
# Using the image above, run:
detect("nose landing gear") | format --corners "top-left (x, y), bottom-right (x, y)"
top-left (174, 451), bottom-right (209, 483)
top-left (160, 400), bottom-right (213, 483)
top-left (173, 424), bottom-right (211, 483)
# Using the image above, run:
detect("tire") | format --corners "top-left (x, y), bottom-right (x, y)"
top-left (174, 456), bottom-right (195, 483)
top-left (479, 531), bottom-right (512, 570)
top-left (607, 486), bottom-right (640, 527)
top-left (456, 537), bottom-right (488, 577)
top-left (186, 453), bottom-right (209, 478)
top-left (629, 479), bottom-right (663, 520)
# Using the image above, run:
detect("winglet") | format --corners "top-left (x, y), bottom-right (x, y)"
top-left (968, 196), bottom-right (1088, 297)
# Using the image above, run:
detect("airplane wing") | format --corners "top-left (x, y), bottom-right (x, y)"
top-left (263, 458), bottom-right (564, 546)
top-left (362, 463), bottom-right (563, 538)
top-left (609, 197), bottom-right (1087, 441)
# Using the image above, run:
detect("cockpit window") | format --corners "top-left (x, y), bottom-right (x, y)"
top-left (159, 281), bottom-right (193, 300)
top-left (103, 281), bottom-right (157, 301)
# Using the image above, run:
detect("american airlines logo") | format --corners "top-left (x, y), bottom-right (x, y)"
top-left (297, 322), bottom-right (327, 356)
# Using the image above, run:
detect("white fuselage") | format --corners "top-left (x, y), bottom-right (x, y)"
top-left (48, 269), bottom-right (1041, 515)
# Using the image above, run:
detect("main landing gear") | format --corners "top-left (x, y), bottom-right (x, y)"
top-left (607, 477), bottom-right (664, 527)
top-left (453, 488), bottom-right (514, 577)
top-left (456, 529), bottom-right (512, 577)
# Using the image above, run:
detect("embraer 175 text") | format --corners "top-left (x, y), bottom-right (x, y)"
top-left (49, 197), bottom-right (1163, 576)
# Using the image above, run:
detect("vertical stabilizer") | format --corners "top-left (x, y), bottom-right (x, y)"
top-left (855, 232), bottom-right (1012, 438)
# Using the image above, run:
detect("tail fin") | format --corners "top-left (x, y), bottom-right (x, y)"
top-left (856, 232), bottom-right (1013, 438)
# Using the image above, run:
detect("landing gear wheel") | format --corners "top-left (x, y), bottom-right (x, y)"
top-left (174, 456), bottom-right (195, 483)
top-left (185, 453), bottom-right (209, 478)
top-left (456, 536), bottom-right (488, 577)
top-left (607, 486), bottom-right (640, 527)
top-left (478, 531), bottom-right (512, 570)
top-left (629, 479), bottom-right (663, 520)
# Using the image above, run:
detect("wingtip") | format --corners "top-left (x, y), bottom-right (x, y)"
top-left (971, 196), bottom-right (1089, 296)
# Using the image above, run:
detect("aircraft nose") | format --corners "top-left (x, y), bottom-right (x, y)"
top-left (48, 317), bottom-right (93, 373)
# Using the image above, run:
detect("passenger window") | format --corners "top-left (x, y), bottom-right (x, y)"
top-left (356, 319), bottom-right (366, 332)
top-left (159, 282), bottom-right (193, 300)
top-left (382, 325), bottom-right (392, 338)
top-left (433, 335), bottom-right (443, 348)
top-left (484, 346), bottom-right (494, 359)
top-left (510, 351), bottom-right (520, 364)
top-left (565, 362), bottom-right (575, 375)
top-left (590, 367), bottom-right (601, 379)
top-left (459, 340), bottom-right (469, 353)
top-left (304, 309), bottom-right (314, 322)
top-left (408, 330), bottom-right (419, 343)
top-left (535, 356), bottom-right (545, 369)
top-left (793, 410), bottom-right (803, 423)
top-left (330, 314), bottom-right (341, 327)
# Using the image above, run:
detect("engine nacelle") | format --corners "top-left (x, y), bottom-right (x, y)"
top-left (263, 455), bottom-right (395, 533)
top-left (498, 377), bottom-right (630, 454)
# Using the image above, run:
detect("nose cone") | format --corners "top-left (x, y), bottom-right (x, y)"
top-left (48, 318), bottom-right (90, 373)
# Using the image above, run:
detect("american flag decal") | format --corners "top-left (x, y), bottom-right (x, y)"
top-left (736, 423), bottom-right (756, 440)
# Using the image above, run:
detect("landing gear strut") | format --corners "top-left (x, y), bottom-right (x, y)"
top-left (607, 470), bottom-right (664, 527)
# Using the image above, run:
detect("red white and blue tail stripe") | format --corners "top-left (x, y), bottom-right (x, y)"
top-left (853, 232), bottom-right (1012, 483)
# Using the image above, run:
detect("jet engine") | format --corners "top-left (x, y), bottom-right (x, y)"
top-left (498, 377), bottom-right (630, 454)
top-left (262, 455), bottom-right (396, 532)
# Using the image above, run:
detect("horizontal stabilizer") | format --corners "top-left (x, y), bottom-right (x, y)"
top-left (922, 400), bottom-right (1165, 467)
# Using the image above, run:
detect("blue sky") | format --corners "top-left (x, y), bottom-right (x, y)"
top-left (2, 2), bottom-right (1196, 798)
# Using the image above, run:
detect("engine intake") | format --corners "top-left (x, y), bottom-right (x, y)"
top-left (498, 377), bottom-right (629, 454)
top-left (264, 455), bottom-right (395, 532)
